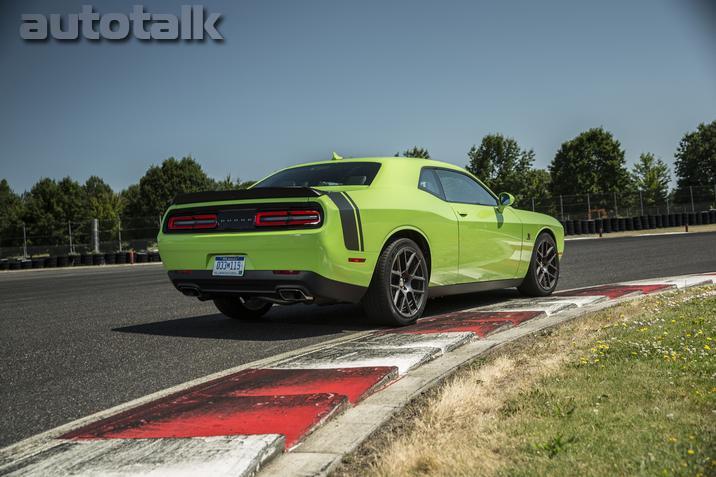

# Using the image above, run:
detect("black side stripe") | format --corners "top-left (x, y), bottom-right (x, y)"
top-left (342, 192), bottom-right (364, 251)
top-left (326, 192), bottom-right (360, 251)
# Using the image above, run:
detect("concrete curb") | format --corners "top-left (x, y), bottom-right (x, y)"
top-left (1, 273), bottom-right (714, 476)
top-left (261, 273), bottom-right (716, 476)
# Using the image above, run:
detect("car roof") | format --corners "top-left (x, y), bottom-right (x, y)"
top-left (281, 156), bottom-right (466, 171)
top-left (251, 156), bottom-right (479, 190)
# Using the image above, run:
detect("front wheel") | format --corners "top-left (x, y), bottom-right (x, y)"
top-left (518, 232), bottom-right (559, 296)
top-left (362, 238), bottom-right (429, 326)
top-left (213, 297), bottom-right (272, 321)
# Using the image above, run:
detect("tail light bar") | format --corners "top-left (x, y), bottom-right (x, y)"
top-left (255, 209), bottom-right (322, 227)
top-left (167, 214), bottom-right (218, 230)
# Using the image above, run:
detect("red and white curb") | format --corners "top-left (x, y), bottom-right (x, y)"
top-left (2, 273), bottom-right (714, 477)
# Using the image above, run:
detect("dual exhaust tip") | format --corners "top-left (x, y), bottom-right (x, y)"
top-left (277, 288), bottom-right (312, 302)
top-left (178, 285), bottom-right (202, 297)
top-left (177, 285), bottom-right (312, 303)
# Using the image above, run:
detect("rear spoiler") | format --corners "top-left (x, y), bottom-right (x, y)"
top-left (172, 187), bottom-right (324, 205)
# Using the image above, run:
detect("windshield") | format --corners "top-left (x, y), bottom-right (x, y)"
top-left (255, 162), bottom-right (381, 188)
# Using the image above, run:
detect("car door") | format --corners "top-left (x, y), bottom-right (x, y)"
top-left (433, 168), bottom-right (523, 283)
top-left (416, 167), bottom-right (460, 286)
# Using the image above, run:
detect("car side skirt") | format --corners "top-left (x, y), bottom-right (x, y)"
top-left (428, 278), bottom-right (523, 298)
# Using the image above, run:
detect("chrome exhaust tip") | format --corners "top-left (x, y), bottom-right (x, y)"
top-left (277, 288), bottom-right (312, 302)
top-left (178, 285), bottom-right (202, 297)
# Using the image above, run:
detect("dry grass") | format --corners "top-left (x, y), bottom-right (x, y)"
top-left (333, 286), bottom-right (716, 477)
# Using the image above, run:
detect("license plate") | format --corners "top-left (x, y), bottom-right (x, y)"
top-left (212, 256), bottom-right (245, 276)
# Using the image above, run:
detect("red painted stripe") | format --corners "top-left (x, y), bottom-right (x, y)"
top-left (209, 367), bottom-right (397, 403)
top-left (449, 310), bottom-right (546, 326)
top-left (389, 311), bottom-right (543, 336)
top-left (65, 394), bottom-right (346, 448)
top-left (393, 310), bottom-right (544, 335)
top-left (61, 367), bottom-right (396, 448)
top-left (557, 284), bottom-right (674, 299)
top-left (395, 320), bottom-right (507, 336)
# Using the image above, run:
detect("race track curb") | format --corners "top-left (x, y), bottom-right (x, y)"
top-left (1, 273), bottom-right (714, 476)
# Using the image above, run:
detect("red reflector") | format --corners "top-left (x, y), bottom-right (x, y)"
top-left (168, 214), bottom-right (217, 230)
top-left (273, 270), bottom-right (301, 275)
top-left (255, 209), bottom-right (321, 227)
top-left (348, 257), bottom-right (366, 263)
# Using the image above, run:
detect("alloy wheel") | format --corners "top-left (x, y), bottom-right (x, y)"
top-left (389, 246), bottom-right (426, 317)
top-left (535, 239), bottom-right (558, 290)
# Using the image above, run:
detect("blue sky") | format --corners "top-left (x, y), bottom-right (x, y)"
top-left (1, 0), bottom-right (714, 192)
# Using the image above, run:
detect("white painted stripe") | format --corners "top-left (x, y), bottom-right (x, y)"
top-left (349, 332), bottom-right (474, 354)
top-left (553, 296), bottom-right (608, 307)
top-left (2, 435), bottom-right (283, 477)
top-left (479, 295), bottom-right (606, 315)
top-left (622, 275), bottom-right (715, 289)
top-left (270, 346), bottom-right (440, 375)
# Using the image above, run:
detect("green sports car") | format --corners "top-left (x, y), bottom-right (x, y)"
top-left (158, 156), bottom-right (564, 325)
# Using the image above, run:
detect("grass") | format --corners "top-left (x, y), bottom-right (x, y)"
top-left (333, 286), bottom-right (716, 477)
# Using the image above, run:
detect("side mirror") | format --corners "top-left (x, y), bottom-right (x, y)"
top-left (498, 192), bottom-right (514, 211)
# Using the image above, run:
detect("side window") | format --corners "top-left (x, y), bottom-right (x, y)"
top-left (418, 168), bottom-right (444, 199)
top-left (434, 169), bottom-right (497, 206)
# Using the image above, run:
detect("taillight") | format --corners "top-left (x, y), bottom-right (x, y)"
top-left (167, 214), bottom-right (218, 230)
top-left (254, 209), bottom-right (321, 227)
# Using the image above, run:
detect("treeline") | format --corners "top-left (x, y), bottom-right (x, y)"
top-left (0, 157), bottom-right (254, 245)
top-left (400, 120), bottom-right (715, 209)
top-left (1, 120), bottom-right (714, 246)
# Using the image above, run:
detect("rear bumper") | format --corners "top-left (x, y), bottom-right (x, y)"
top-left (168, 270), bottom-right (367, 304)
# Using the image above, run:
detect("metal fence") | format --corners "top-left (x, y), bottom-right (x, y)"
top-left (1, 184), bottom-right (715, 259)
top-left (521, 185), bottom-right (716, 221)
top-left (0, 217), bottom-right (160, 259)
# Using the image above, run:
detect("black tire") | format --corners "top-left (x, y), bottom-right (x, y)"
top-left (213, 296), bottom-right (272, 321)
top-left (362, 238), bottom-right (429, 326)
top-left (518, 232), bottom-right (559, 297)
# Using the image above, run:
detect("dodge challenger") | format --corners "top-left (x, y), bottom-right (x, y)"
top-left (158, 156), bottom-right (564, 325)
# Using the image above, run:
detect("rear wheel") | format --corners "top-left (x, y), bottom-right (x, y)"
top-left (213, 296), bottom-right (272, 321)
top-left (518, 232), bottom-right (559, 296)
top-left (362, 238), bottom-right (428, 326)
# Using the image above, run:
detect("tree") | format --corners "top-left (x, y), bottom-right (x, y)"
top-left (632, 153), bottom-right (670, 206)
top-left (522, 169), bottom-right (552, 204)
top-left (82, 176), bottom-right (123, 243)
top-left (122, 156), bottom-right (214, 223)
top-left (674, 120), bottom-right (716, 189)
top-left (549, 128), bottom-right (633, 197)
top-left (213, 175), bottom-right (255, 190)
top-left (84, 176), bottom-right (122, 222)
top-left (465, 134), bottom-right (546, 205)
top-left (0, 179), bottom-right (24, 246)
top-left (398, 147), bottom-right (431, 159)
top-left (21, 177), bottom-right (89, 245)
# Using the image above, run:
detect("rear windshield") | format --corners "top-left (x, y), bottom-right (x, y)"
top-left (255, 162), bottom-right (381, 188)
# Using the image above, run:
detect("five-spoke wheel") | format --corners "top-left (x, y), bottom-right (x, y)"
top-left (518, 232), bottom-right (560, 296)
top-left (363, 238), bottom-right (429, 325)
top-left (390, 247), bottom-right (427, 318)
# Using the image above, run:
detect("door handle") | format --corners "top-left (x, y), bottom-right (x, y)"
top-left (456, 211), bottom-right (468, 217)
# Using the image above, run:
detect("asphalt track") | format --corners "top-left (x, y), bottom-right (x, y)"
top-left (1, 231), bottom-right (715, 448)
